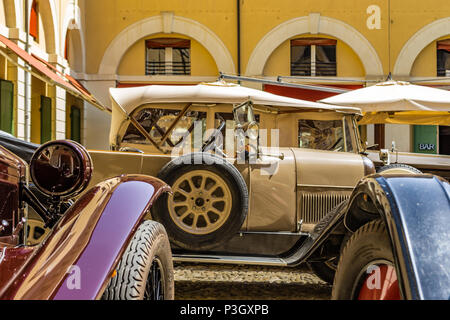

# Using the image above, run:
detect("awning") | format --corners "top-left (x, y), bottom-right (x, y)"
top-left (320, 80), bottom-right (450, 125)
top-left (264, 83), bottom-right (363, 102)
top-left (0, 34), bottom-right (109, 112)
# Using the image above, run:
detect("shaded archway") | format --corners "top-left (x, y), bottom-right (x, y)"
top-left (63, 1), bottom-right (85, 72)
top-left (99, 14), bottom-right (235, 75)
top-left (28, 0), bottom-right (59, 54)
top-left (246, 14), bottom-right (383, 77)
top-left (394, 17), bottom-right (450, 76)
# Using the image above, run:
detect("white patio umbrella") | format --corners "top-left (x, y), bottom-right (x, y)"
top-left (320, 80), bottom-right (450, 125)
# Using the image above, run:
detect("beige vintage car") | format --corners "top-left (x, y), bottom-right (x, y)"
top-left (87, 81), bottom-right (421, 283)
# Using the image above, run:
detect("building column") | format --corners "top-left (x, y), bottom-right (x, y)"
top-left (8, 29), bottom-right (31, 141)
top-left (49, 54), bottom-right (68, 140)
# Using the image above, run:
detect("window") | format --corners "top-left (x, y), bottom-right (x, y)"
top-left (439, 126), bottom-right (450, 155)
top-left (40, 96), bottom-right (52, 143)
top-left (70, 106), bottom-right (81, 143)
top-left (298, 119), bottom-right (352, 152)
top-left (146, 38), bottom-right (191, 75)
top-left (122, 107), bottom-right (206, 153)
top-left (0, 80), bottom-right (14, 134)
top-left (437, 40), bottom-right (450, 77)
top-left (30, 1), bottom-right (39, 41)
top-left (291, 38), bottom-right (337, 76)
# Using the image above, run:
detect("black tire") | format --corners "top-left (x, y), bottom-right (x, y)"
top-left (308, 200), bottom-right (349, 284)
top-left (378, 163), bottom-right (422, 174)
top-left (102, 220), bottom-right (174, 300)
top-left (332, 220), bottom-right (395, 300)
top-left (152, 153), bottom-right (248, 251)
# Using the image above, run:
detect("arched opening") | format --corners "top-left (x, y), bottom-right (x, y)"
top-left (394, 17), bottom-right (450, 76)
top-left (99, 15), bottom-right (235, 75)
top-left (246, 15), bottom-right (383, 77)
top-left (117, 33), bottom-right (218, 77)
top-left (64, 27), bottom-right (84, 73)
top-left (28, 0), bottom-right (58, 54)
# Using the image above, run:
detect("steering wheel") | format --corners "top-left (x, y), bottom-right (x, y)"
top-left (329, 137), bottom-right (343, 151)
top-left (202, 116), bottom-right (226, 153)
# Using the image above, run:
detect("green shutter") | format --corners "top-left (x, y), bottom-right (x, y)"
top-left (413, 125), bottom-right (438, 154)
top-left (0, 80), bottom-right (14, 134)
top-left (40, 96), bottom-right (52, 143)
top-left (70, 106), bottom-right (81, 142)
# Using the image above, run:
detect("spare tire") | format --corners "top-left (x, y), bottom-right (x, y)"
top-left (152, 153), bottom-right (248, 251)
top-left (377, 163), bottom-right (422, 175)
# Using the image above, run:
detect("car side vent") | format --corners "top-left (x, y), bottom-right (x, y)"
top-left (300, 192), bottom-right (350, 224)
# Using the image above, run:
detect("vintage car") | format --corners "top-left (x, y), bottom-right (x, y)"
top-left (86, 81), bottom-right (439, 284)
top-left (0, 138), bottom-right (174, 300)
top-left (3, 82), bottom-right (449, 299)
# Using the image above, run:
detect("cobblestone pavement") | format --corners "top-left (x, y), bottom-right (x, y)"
top-left (174, 263), bottom-right (332, 300)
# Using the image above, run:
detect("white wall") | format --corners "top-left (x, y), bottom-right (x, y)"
top-left (385, 124), bottom-right (412, 152)
top-left (82, 80), bottom-right (114, 150)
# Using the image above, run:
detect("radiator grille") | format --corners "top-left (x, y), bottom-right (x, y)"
top-left (300, 192), bottom-right (350, 224)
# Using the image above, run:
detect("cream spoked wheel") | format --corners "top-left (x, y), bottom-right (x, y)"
top-left (168, 170), bottom-right (232, 235)
top-left (153, 152), bottom-right (248, 251)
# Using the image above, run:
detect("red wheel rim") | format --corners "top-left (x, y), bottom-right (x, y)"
top-left (357, 264), bottom-right (401, 300)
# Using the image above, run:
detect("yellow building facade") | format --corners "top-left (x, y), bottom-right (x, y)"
top-left (1, 0), bottom-right (449, 152)
top-left (0, 0), bottom-right (86, 145)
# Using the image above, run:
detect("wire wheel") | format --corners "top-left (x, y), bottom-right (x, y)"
top-left (144, 257), bottom-right (165, 300)
top-left (168, 170), bottom-right (232, 235)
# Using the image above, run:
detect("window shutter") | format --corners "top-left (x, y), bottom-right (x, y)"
top-left (70, 106), bottom-right (81, 143)
top-left (437, 40), bottom-right (450, 52)
top-left (40, 95), bottom-right (52, 143)
top-left (291, 38), bottom-right (337, 46)
top-left (0, 80), bottom-right (14, 134)
top-left (146, 38), bottom-right (190, 49)
top-left (30, 1), bottom-right (39, 40)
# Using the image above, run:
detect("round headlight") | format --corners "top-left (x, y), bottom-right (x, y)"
top-left (30, 140), bottom-right (93, 199)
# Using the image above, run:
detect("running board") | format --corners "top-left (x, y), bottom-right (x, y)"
top-left (173, 254), bottom-right (288, 266)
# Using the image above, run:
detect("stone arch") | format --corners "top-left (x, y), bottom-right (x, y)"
top-left (2, 0), bottom-right (22, 28)
top-left (99, 14), bottom-right (235, 75)
top-left (246, 14), bottom-right (383, 77)
top-left (62, 2), bottom-right (85, 72)
top-left (394, 17), bottom-right (450, 76)
top-left (28, 0), bottom-right (59, 54)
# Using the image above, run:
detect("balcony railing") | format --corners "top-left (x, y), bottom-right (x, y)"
top-left (437, 67), bottom-right (450, 77)
top-left (291, 62), bottom-right (336, 76)
top-left (146, 61), bottom-right (191, 75)
top-left (315, 62), bottom-right (337, 76)
top-left (291, 62), bottom-right (311, 76)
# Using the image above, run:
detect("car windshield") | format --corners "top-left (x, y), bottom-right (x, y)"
top-left (298, 119), bottom-right (350, 152)
top-left (122, 107), bottom-right (206, 153)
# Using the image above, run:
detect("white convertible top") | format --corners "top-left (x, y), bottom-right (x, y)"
top-left (109, 81), bottom-right (361, 115)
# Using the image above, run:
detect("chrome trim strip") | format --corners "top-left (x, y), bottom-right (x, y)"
top-left (239, 231), bottom-right (309, 237)
top-left (297, 184), bottom-right (354, 189)
top-left (173, 254), bottom-right (288, 266)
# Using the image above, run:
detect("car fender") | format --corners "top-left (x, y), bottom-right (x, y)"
top-left (343, 174), bottom-right (450, 300)
top-left (0, 175), bottom-right (171, 300)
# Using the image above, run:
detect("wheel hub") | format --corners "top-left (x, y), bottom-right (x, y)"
top-left (168, 170), bottom-right (232, 235)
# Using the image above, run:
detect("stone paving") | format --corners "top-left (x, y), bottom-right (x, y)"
top-left (174, 263), bottom-right (332, 300)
